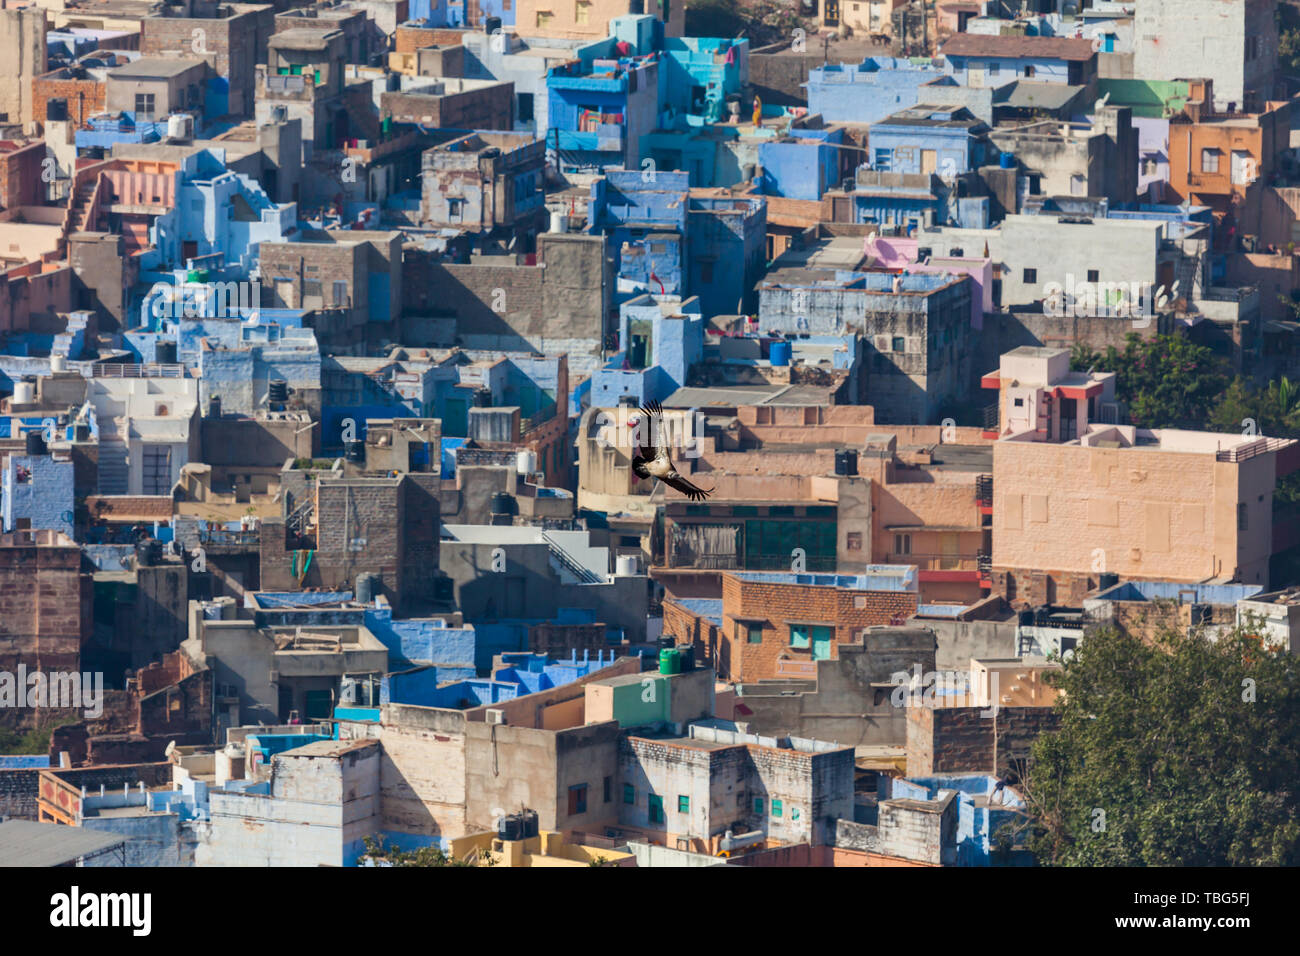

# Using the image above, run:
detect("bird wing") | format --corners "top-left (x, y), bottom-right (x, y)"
top-left (637, 399), bottom-right (664, 460)
top-left (661, 471), bottom-right (713, 502)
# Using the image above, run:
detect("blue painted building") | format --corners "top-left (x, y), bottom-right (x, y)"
top-left (757, 127), bottom-right (843, 201)
top-left (686, 191), bottom-right (766, 316)
top-left (547, 52), bottom-right (660, 174)
top-left (591, 294), bottom-right (703, 407)
top-left (868, 106), bottom-right (990, 177)
top-left (939, 33), bottom-right (1098, 90)
top-left (806, 57), bottom-right (950, 126)
top-left (2, 453), bottom-right (75, 538)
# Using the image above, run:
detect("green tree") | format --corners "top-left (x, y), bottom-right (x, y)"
top-left (1017, 623), bottom-right (1300, 866)
top-left (360, 835), bottom-right (494, 867)
top-left (1068, 333), bottom-right (1230, 429)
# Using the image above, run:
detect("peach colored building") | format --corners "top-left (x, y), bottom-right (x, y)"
top-left (984, 346), bottom-right (1300, 607)
top-left (516, 0), bottom-right (683, 40)
top-left (1166, 79), bottom-right (1292, 215)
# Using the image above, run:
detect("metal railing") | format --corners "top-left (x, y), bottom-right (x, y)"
top-left (1216, 437), bottom-right (1292, 462)
top-left (92, 363), bottom-right (185, 378)
top-left (975, 474), bottom-right (993, 506)
top-left (982, 403), bottom-right (999, 431)
top-left (540, 531), bottom-right (603, 584)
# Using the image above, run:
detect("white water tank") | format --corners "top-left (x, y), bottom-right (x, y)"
top-left (516, 448), bottom-right (537, 475)
top-left (168, 113), bottom-right (194, 140)
top-left (616, 554), bottom-right (639, 576)
top-left (50, 355), bottom-right (66, 372)
top-left (549, 209), bottom-right (568, 233)
top-left (12, 382), bottom-right (34, 404)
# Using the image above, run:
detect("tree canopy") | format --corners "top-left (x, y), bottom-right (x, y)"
top-left (1016, 623), bottom-right (1300, 866)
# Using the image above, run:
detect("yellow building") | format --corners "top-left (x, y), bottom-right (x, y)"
top-left (449, 829), bottom-right (635, 867)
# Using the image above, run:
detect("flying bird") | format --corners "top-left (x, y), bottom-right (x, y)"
top-left (628, 400), bottom-right (713, 502)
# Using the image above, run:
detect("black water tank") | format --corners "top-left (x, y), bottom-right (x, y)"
top-left (385, 71), bottom-right (401, 92)
top-left (472, 388), bottom-right (493, 407)
top-left (135, 538), bottom-right (163, 567)
top-left (834, 448), bottom-right (857, 476)
top-left (47, 98), bottom-right (68, 122)
top-left (499, 813), bottom-right (522, 841)
top-left (676, 643), bottom-right (696, 672)
top-left (155, 340), bottom-right (177, 364)
top-left (618, 394), bottom-right (638, 407)
top-left (489, 492), bottom-right (517, 515)
top-left (485, 14), bottom-right (501, 35)
top-left (1098, 572), bottom-right (1118, 590)
top-left (269, 379), bottom-right (289, 404)
top-left (344, 439), bottom-right (366, 463)
top-left (74, 424), bottom-right (91, 442)
top-left (1018, 608), bottom-right (1035, 627)
top-left (25, 431), bottom-right (47, 456)
top-left (520, 809), bottom-right (538, 839)
top-left (208, 395), bottom-right (222, 419)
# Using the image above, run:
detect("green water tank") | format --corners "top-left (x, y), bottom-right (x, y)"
top-left (659, 649), bottom-right (680, 675)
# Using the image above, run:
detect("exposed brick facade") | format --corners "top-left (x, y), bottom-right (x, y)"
top-left (0, 532), bottom-right (91, 683)
top-left (0, 141), bottom-right (46, 211)
top-left (717, 573), bottom-right (919, 682)
top-left (394, 25), bottom-right (466, 53)
top-left (381, 82), bottom-right (512, 130)
top-left (906, 705), bottom-right (1062, 777)
top-left (32, 71), bottom-right (107, 126)
top-left (0, 761), bottom-right (171, 821)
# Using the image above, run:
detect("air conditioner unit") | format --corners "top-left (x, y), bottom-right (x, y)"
top-left (486, 709), bottom-right (506, 725)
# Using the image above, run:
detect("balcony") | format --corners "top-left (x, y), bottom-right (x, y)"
top-left (975, 474), bottom-right (993, 508)
top-left (981, 402), bottom-right (999, 437)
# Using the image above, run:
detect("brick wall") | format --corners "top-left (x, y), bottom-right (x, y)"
top-left (395, 25), bottom-right (466, 54)
top-left (0, 142), bottom-right (45, 210)
top-left (718, 574), bottom-right (919, 682)
top-left (662, 599), bottom-right (721, 667)
top-left (906, 705), bottom-right (1062, 776)
top-left (32, 73), bottom-right (106, 126)
top-left (381, 83), bottom-right (512, 130)
top-left (0, 761), bottom-right (170, 820)
top-left (0, 538), bottom-right (89, 678)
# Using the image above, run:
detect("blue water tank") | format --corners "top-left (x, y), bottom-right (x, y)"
top-left (999, 151), bottom-right (1015, 169)
top-left (770, 340), bottom-right (792, 366)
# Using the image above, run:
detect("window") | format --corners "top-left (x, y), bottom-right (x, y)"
top-left (791, 807), bottom-right (801, 821)
top-left (746, 623), bottom-right (763, 644)
top-left (603, 776), bottom-right (612, 803)
top-left (894, 533), bottom-right (911, 556)
top-left (1023, 268), bottom-right (1037, 284)
top-left (448, 197), bottom-right (464, 221)
top-left (1023, 65), bottom-right (1035, 77)
top-left (623, 783), bottom-right (635, 804)
top-left (536, 10), bottom-right (553, 27)
top-left (891, 336), bottom-right (905, 352)
top-left (678, 795), bottom-right (690, 813)
top-left (874, 147), bottom-right (891, 171)
top-left (1013, 397), bottom-right (1024, 407)
top-left (575, 0), bottom-right (591, 24)
top-left (753, 797), bottom-right (764, 814)
top-left (772, 799), bottom-right (783, 818)
top-left (568, 783), bottom-right (588, 815)
top-left (846, 531), bottom-right (862, 551)
top-left (1239, 503), bottom-right (1248, 531)
top-left (134, 93), bottom-right (155, 120)
top-left (332, 280), bottom-right (348, 307)
top-left (1201, 148), bottom-right (1220, 174)
top-left (790, 624), bottom-right (811, 649)
top-left (648, 793), bottom-right (665, 824)
top-left (1087, 270), bottom-right (1099, 282)
top-left (987, 61), bottom-right (1000, 76)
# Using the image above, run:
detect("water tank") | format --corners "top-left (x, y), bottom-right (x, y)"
top-left (344, 439), bottom-right (366, 463)
top-left (155, 340), bottom-right (178, 364)
top-left (355, 572), bottom-right (378, 605)
top-left (516, 449), bottom-right (537, 475)
top-left (659, 648), bottom-right (681, 675)
top-left (208, 395), bottom-right (222, 419)
top-left (499, 813), bottom-right (523, 841)
top-left (472, 388), bottom-right (493, 407)
top-left (489, 492), bottom-right (517, 515)
top-left (834, 448), bottom-right (857, 476)
top-left (135, 538), bottom-right (163, 568)
top-left (485, 14), bottom-right (501, 35)
top-left (769, 340), bottom-right (792, 366)
top-left (1018, 608), bottom-right (1035, 627)
top-left (167, 113), bottom-right (194, 140)
top-left (47, 98), bottom-right (68, 122)
top-left (269, 379), bottom-right (289, 404)
top-left (25, 430), bottom-right (47, 456)
top-left (74, 423), bottom-right (91, 442)
top-left (1098, 572), bottom-right (1119, 590)
top-left (615, 554), bottom-right (639, 576)
top-left (549, 209), bottom-right (568, 234)
top-left (12, 381), bottom-right (33, 404)
top-left (520, 808), bottom-right (539, 839)
top-left (676, 643), bottom-right (695, 672)
top-left (50, 355), bottom-right (66, 373)
top-left (999, 151), bottom-right (1015, 169)
top-left (386, 72), bottom-right (401, 92)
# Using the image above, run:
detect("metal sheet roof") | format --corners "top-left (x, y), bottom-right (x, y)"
top-left (0, 820), bottom-right (128, 867)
